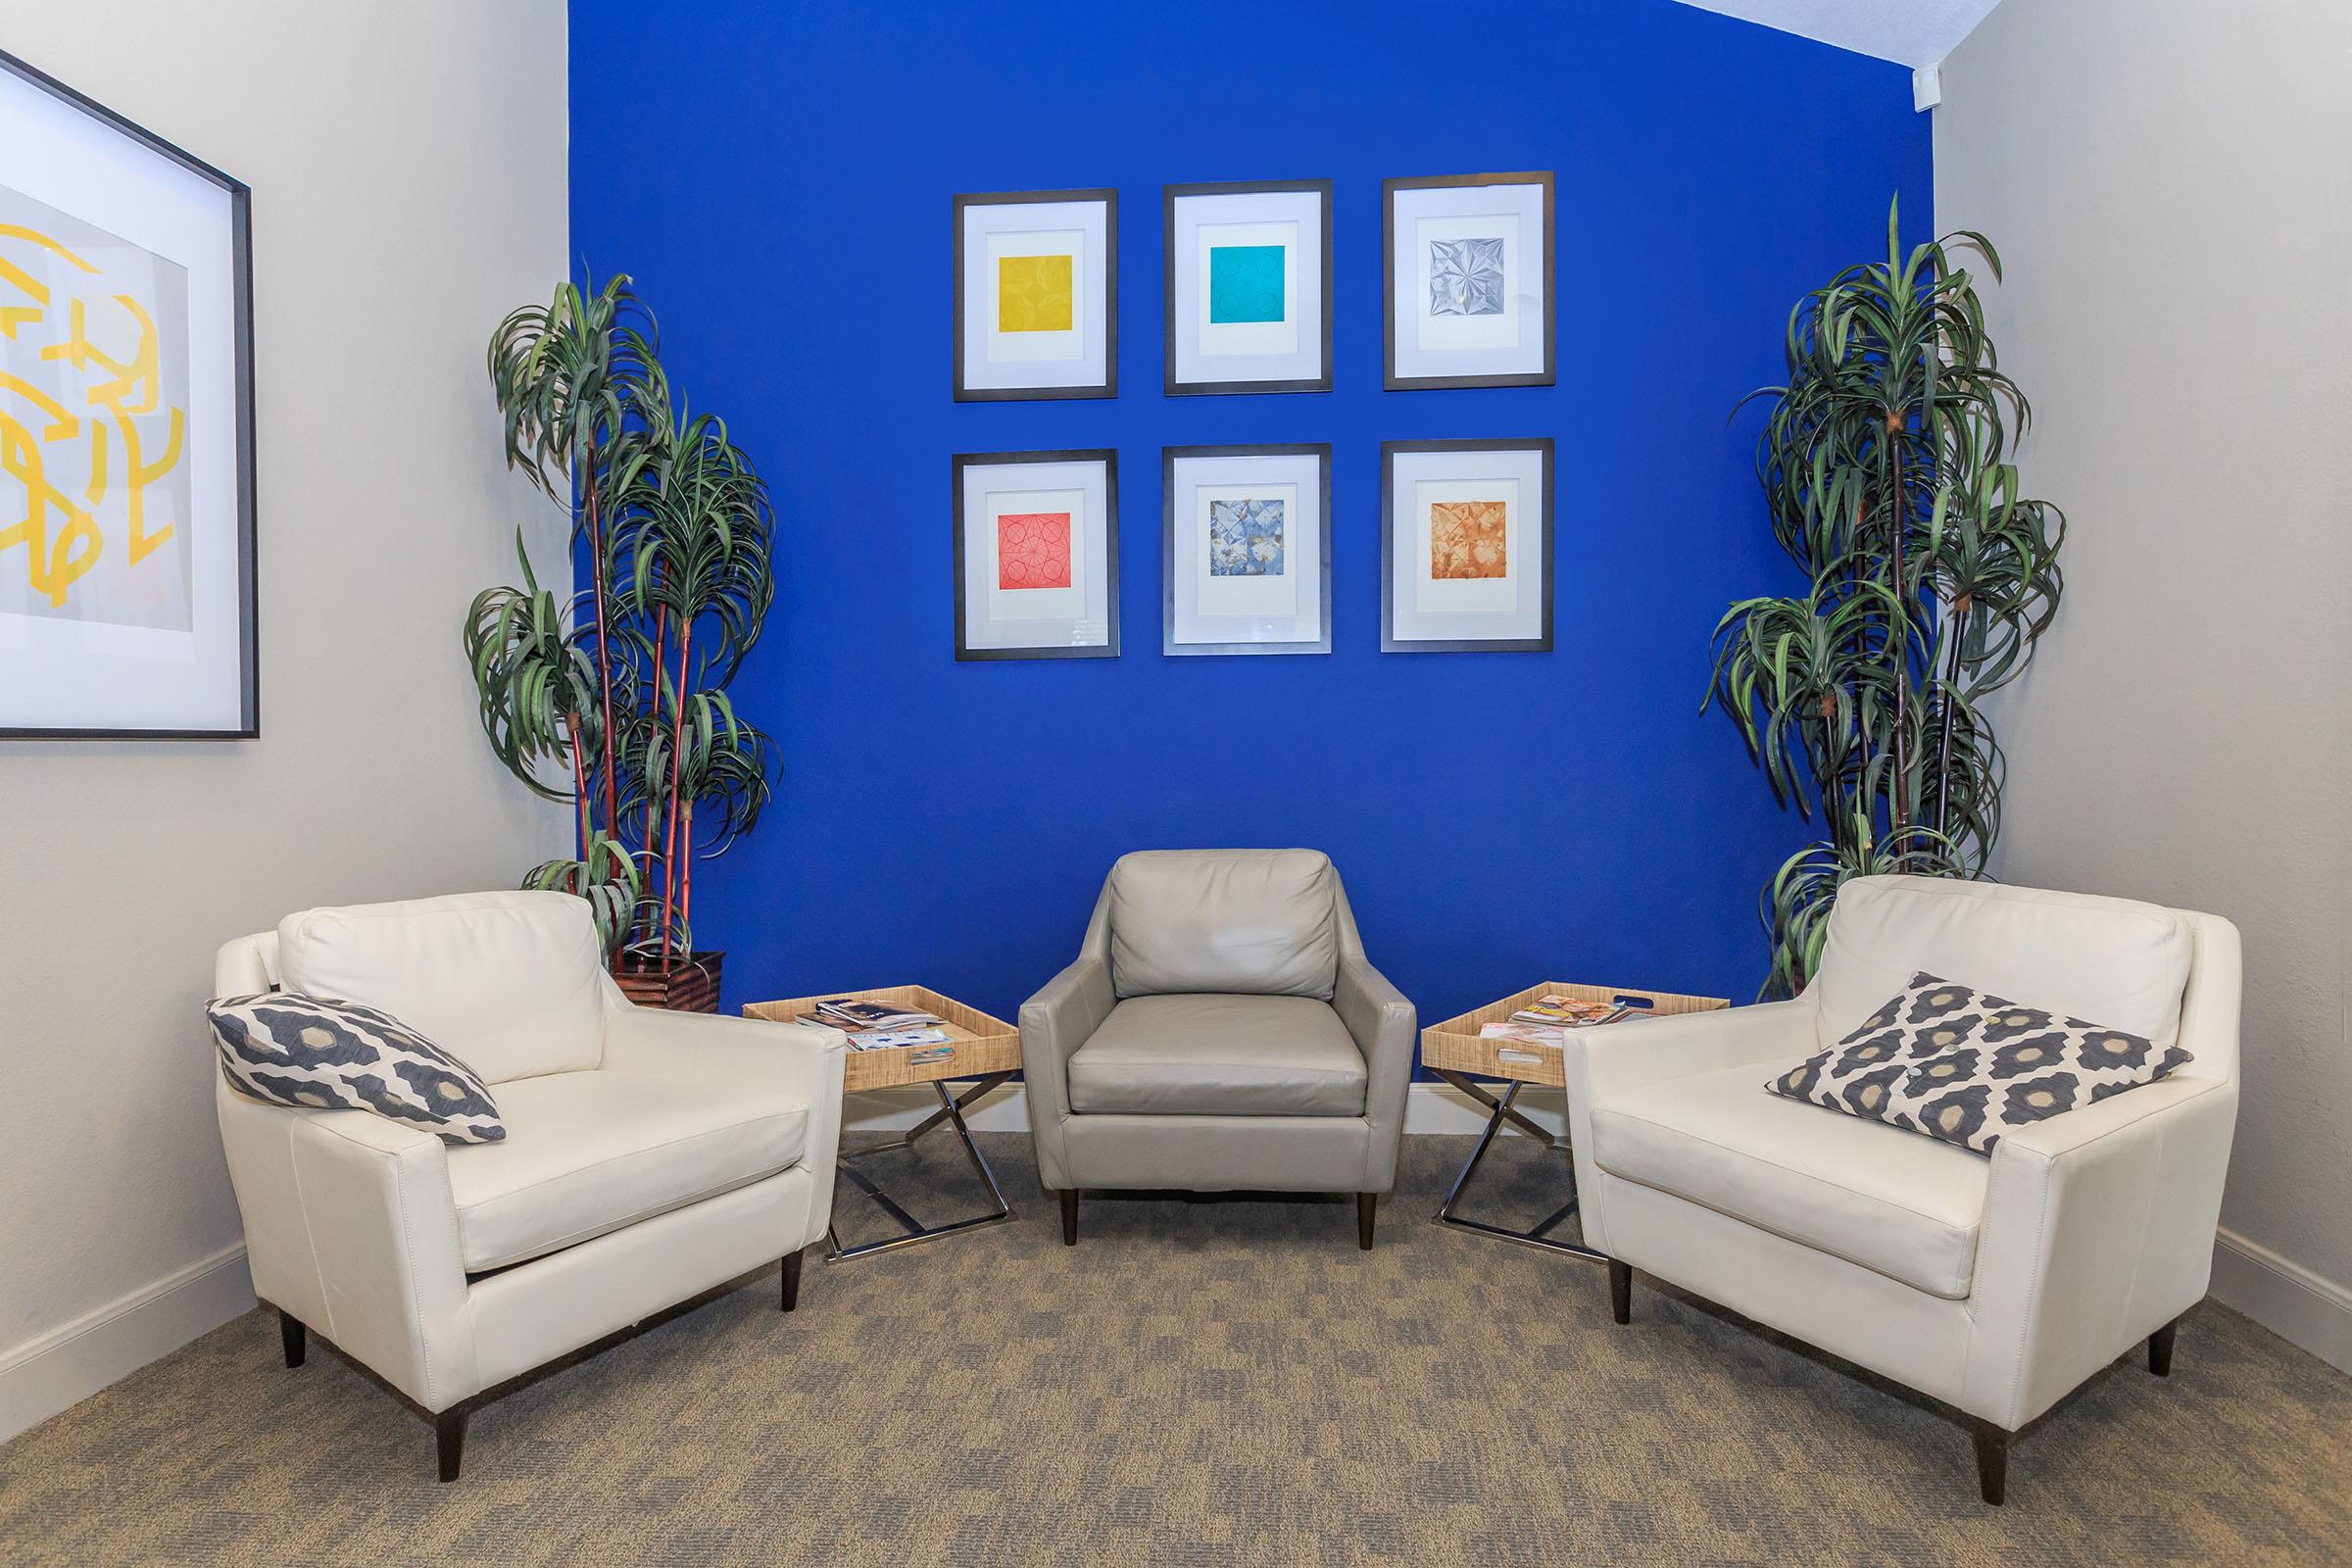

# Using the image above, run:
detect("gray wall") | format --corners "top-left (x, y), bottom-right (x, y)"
top-left (0, 0), bottom-right (571, 1437)
top-left (1936, 0), bottom-right (2352, 1367)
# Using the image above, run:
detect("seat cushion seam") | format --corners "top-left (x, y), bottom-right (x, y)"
top-left (451, 1111), bottom-right (804, 1209)
top-left (1592, 1105), bottom-right (1984, 1231)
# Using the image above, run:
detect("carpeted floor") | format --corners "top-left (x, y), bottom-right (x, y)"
top-left (3, 1132), bottom-right (2347, 1567)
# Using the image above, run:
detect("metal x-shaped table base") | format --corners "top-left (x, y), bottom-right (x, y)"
top-left (826, 1071), bottom-right (1016, 1263)
top-left (1429, 1068), bottom-right (1604, 1262)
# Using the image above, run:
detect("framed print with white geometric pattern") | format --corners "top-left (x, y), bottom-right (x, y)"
top-left (1162, 444), bottom-right (1330, 657)
top-left (954, 189), bottom-right (1116, 402)
top-left (1381, 439), bottom-right (1552, 653)
top-left (953, 450), bottom-right (1119, 661)
top-left (1, 48), bottom-right (257, 737)
top-left (1384, 172), bottom-right (1554, 391)
top-left (1163, 181), bottom-right (1331, 396)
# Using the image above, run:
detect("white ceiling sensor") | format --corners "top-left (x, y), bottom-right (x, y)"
top-left (1667, 0), bottom-right (2005, 70)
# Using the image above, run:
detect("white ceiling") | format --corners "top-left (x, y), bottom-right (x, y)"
top-left (1669, 0), bottom-right (2004, 68)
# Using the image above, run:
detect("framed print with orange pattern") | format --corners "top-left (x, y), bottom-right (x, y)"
top-left (954, 189), bottom-right (1115, 401)
top-left (1, 48), bottom-right (257, 737)
top-left (953, 450), bottom-right (1119, 661)
top-left (1381, 439), bottom-right (1551, 653)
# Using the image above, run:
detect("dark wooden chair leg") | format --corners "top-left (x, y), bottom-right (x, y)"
top-left (1607, 1258), bottom-right (1632, 1325)
top-left (435, 1408), bottom-right (468, 1484)
top-left (1971, 1419), bottom-right (2009, 1505)
top-left (277, 1309), bottom-right (306, 1368)
top-left (1356, 1193), bottom-right (1377, 1250)
top-left (2149, 1317), bottom-right (2179, 1377)
top-left (1059, 1188), bottom-right (1079, 1247)
top-left (779, 1250), bottom-right (804, 1312)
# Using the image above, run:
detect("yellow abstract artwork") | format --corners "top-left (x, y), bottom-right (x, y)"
top-left (1429, 499), bottom-right (1508, 580)
top-left (997, 253), bottom-right (1073, 333)
top-left (0, 181), bottom-right (192, 631)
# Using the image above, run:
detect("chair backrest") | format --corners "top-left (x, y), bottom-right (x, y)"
top-left (1103, 849), bottom-right (1341, 1000)
top-left (256, 890), bottom-right (612, 1084)
top-left (1811, 876), bottom-right (2225, 1071)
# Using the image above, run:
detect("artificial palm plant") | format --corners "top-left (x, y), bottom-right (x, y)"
top-left (1707, 201), bottom-right (2064, 998)
top-left (467, 273), bottom-right (777, 1004)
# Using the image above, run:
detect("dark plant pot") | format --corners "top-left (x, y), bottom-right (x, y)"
top-left (612, 951), bottom-right (722, 1013)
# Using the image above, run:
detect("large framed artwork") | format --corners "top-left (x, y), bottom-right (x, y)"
top-left (1384, 172), bottom-right (1554, 391)
top-left (953, 449), bottom-right (1119, 661)
top-left (1382, 438), bottom-right (1552, 653)
top-left (1, 49), bottom-right (257, 738)
top-left (1163, 181), bottom-right (1331, 396)
top-left (953, 189), bottom-right (1116, 402)
top-left (1161, 444), bottom-right (1330, 657)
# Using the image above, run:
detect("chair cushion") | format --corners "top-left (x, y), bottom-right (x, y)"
top-left (1811, 876), bottom-right (2192, 1054)
top-left (1768, 971), bottom-right (2195, 1153)
top-left (1106, 849), bottom-right (1339, 999)
top-left (277, 891), bottom-right (610, 1085)
top-left (1592, 1059), bottom-right (1990, 1298)
top-left (445, 1069), bottom-right (808, 1272)
top-left (1067, 994), bottom-right (1366, 1116)
top-left (208, 992), bottom-right (506, 1145)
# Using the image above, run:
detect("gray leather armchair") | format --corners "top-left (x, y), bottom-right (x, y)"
top-left (1020, 850), bottom-right (1416, 1248)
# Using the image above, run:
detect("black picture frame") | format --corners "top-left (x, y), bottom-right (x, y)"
top-left (0, 46), bottom-right (258, 739)
top-left (1161, 179), bottom-right (1334, 397)
top-left (951, 449), bottom-right (1121, 662)
top-left (952, 188), bottom-right (1118, 403)
top-left (1160, 443), bottom-right (1333, 657)
top-left (1382, 172), bottom-right (1556, 392)
top-left (1381, 437), bottom-right (1554, 653)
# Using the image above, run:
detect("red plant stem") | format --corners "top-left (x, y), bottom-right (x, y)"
top-left (643, 603), bottom-right (668, 863)
top-left (660, 616), bottom-right (692, 970)
top-left (581, 472), bottom-right (620, 841)
top-left (567, 716), bottom-right (590, 861)
top-left (681, 805), bottom-right (694, 934)
top-left (1884, 415), bottom-right (1913, 833)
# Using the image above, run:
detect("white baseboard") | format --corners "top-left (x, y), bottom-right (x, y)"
top-left (2211, 1227), bottom-right (2352, 1374)
top-left (0, 1242), bottom-right (255, 1445)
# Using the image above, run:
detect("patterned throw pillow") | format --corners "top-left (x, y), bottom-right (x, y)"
top-left (208, 993), bottom-right (506, 1144)
top-left (1766, 971), bottom-right (2192, 1154)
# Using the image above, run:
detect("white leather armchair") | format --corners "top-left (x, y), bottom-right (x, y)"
top-left (212, 891), bottom-right (845, 1481)
top-left (1561, 876), bottom-right (2240, 1504)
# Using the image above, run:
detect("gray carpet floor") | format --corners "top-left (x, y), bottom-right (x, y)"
top-left (2, 1132), bottom-right (2347, 1566)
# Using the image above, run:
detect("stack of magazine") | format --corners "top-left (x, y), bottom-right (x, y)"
top-left (795, 997), bottom-right (952, 1051)
top-left (1477, 994), bottom-right (1643, 1049)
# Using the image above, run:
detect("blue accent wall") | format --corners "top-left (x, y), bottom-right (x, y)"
top-left (566, 0), bottom-right (1932, 1032)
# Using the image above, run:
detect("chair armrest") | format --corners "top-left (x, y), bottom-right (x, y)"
top-left (1559, 998), bottom-right (1817, 1258)
top-left (1963, 1073), bottom-right (2238, 1430)
top-left (282, 1109), bottom-right (481, 1411)
top-left (601, 1005), bottom-right (849, 1249)
top-left (1334, 955), bottom-right (1415, 1188)
top-left (1018, 955), bottom-right (1115, 1125)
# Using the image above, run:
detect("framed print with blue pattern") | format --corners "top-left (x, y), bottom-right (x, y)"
top-left (1384, 172), bottom-right (1554, 391)
top-left (1164, 181), bottom-right (1332, 396)
top-left (1162, 444), bottom-right (1329, 656)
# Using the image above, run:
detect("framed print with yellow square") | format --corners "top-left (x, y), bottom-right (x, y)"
top-left (1384, 172), bottom-right (1554, 391)
top-left (953, 449), bottom-right (1119, 660)
top-left (1163, 180), bottom-right (1331, 396)
top-left (1, 48), bottom-right (257, 737)
top-left (954, 189), bottom-right (1115, 401)
top-left (1382, 439), bottom-right (1552, 653)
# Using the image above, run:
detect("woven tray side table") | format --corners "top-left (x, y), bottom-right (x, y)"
top-left (1421, 982), bottom-right (1729, 1260)
top-left (745, 985), bottom-right (1021, 1261)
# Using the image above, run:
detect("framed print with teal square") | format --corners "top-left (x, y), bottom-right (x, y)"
top-left (1163, 181), bottom-right (1331, 396)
